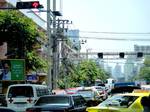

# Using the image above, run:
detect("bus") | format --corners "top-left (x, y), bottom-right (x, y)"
top-left (6, 84), bottom-right (51, 112)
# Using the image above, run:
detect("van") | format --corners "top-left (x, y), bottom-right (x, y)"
top-left (6, 84), bottom-right (51, 112)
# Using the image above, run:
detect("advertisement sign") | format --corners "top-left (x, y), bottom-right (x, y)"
top-left (26, 74), bottom-right (38, 81)
top-left (0, 59), bottom-right (25, 81)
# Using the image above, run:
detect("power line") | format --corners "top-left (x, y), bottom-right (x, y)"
top-left (80, 31), bottom-right (150, 35)
top-left (67, 35), bottom-right (150, 41)
top-left (99, 61), bottom-right (143, 65)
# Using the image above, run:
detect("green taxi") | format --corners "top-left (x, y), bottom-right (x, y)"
top-left (86, 92), bottom-right (150, 112)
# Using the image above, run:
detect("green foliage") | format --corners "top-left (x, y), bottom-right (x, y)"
top-left (58, 59), bottom-right (108, 88)
top-left (139, 67), bottom-right (150, 81)
top-left (0, 10), bottom-right (47, 73)
top-left (138, 56), bottom-right (150, 82)
top-left (143, 56), bottom-right (150, 66)
top-left (26, 51), bottom-right (48, 72)
top-left (78, 60), bottom-right (108, 86)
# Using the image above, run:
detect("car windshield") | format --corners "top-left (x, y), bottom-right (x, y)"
top-left (99, 95), bottom-right (138, 108)
top-left (35, 96), bottom-right (70, 106)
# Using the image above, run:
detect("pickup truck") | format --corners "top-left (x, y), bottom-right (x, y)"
top-left (26, 94), bottom-right (87, 112)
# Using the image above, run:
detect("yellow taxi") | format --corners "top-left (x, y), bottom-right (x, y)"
top-left (86, 92), bottom-right (150, 112)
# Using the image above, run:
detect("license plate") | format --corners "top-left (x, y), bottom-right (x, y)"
top-left (17, 104), bottom-right (25, 107)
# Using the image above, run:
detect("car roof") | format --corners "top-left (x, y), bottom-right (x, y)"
top-left (8, 84), bottom-right (48, 87)
top-left (40, 94), bottom-right (83, 98)
top-left (110, 86), bottom-right (141, 94)
top-left (0, 107), bottom-right (16, 112)
top-left (117, 92), bottom-right (150, 97)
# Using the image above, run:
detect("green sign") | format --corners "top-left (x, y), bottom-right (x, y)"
top-left (11, 60), bottom-right (25, 80)
top-left (0, 59), bottom-right (25, 81)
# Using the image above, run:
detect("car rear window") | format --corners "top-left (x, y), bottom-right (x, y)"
top-left (8, 86), bottom-right (33, 98)
top-left (77, 90), bottom-right (94, 97)
top-left (99, 95), bottom-right (138, 108)
top-left (35, 96), bottom-right (70, 106)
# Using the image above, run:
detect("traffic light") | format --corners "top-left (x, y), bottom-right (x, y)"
top-left (137, 52), bottom-right (143, 58)
top-left (119, 52), bottom-right (125, 58)
top-left (97, 53), bottom-right (103, 58)
top-left (16, 1), bottom-right (44, 9)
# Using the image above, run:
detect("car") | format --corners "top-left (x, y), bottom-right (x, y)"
top-left (65, 87), bottom-right (79, 94)
top-left (26, 94), bottom-right (87, 112)
top-left (92, 86), bottom-right (108, 100)
top-left (65, 87), bottom-right (83, 94)
top-left (86, 92), bottom-right (150, 112)
top-left (76, 87), bottom-right (102, 106)
top-left (0, 107), bottom-right (16, 112)
top-left (108, 85), bottom-right (141, 96)
top-left (0, 94), bottom-right (7, 107)
top-left (6, 84), bottom-right (51, 112)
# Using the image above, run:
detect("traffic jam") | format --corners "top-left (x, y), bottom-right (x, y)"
top-left (1, 80), bottom-right (150, 112)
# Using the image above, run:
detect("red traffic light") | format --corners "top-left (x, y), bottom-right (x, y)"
top-left (32, 2), bottom-right (40, 8)
top-left (16, 1), bottom-right (43, 9)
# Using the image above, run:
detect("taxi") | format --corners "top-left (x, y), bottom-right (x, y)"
top-left (86, 91), bottom-right (150, 112)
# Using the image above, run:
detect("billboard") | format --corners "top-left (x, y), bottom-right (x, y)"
top-left (26, 74), bottom-right (38, 81)
top-left (0, 59), bottom-right (25, 81)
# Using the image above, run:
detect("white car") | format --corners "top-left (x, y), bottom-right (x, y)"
top-left (92, 86), bottom-right (108, 100)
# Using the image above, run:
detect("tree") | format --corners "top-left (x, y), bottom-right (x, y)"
top-left (77, 60), bottom-right (108, 86)
top-left (58, 59), bottom-right (109, 88)
top-left (138, 56), bottom-right (150, 82)
top-left (0, 10), bottom-right (47, 73)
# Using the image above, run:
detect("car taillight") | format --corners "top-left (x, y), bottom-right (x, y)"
top-left (27, 98), bottom-right (33, 103)
top-left (8, 97), bottom-right (13, 103)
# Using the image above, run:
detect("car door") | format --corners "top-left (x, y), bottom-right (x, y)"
top-left (72, 96), bottom-right (87, 112)
top-left (127, 97), bottom-right (143, 112)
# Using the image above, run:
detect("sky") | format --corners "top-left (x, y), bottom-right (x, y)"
top-left (61, 0), bottom-right (150, 52)
top-left (21, 0), bottom-right (150, 71)
top-left (21, 0), bottom-right (150, 52)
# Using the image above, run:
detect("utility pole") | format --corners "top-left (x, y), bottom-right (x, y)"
top-left (56, 19), bottom-right (71, 79)
top-left (47, 0), bottom-right (52, 89)
top-left (52, 0), bottom-right (57, 89)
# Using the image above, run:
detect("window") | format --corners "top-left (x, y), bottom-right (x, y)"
top-left (35, 96), bottom-right (70, 106)
top-left (99, 95), bottom-right (138, 108)
top-left (36, 87), bottom-right (49, 97)
top-left (8, 86), bottom-right (33, 98)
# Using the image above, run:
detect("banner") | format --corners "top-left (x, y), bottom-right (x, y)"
top-left (0, 59), bottom-right (25, 81)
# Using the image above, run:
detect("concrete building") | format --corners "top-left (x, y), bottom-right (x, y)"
top-left (113, 63), bottom-right (124, 81)
top-left (124, 55), bottom-right (136, 81)
top-left (67, 29), bottom-right (80, 50)
top-left (123, 45), bottom-right (150, 82)
top-left (134, 45), bottom-right (150, 53)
